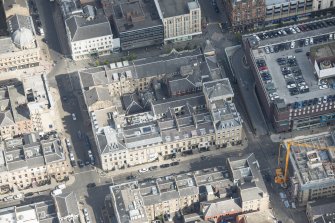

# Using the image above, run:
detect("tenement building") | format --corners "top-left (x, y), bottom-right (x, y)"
top-left (156, 0), bottom-right (202, 42)
top-left (65, 10), bottom-right (113, 60)
top-left (78, 49), bottom-right (243, 171)
top-left (282, 131), bottom-right (335, 205)
top-left (264, 0), bottom-right (313, 25)
top-left (225, 0), bottom-right (334, 31)
top-left (243, 18), bottom-right (335, 132)
top-left (0, 194), bottom-right (80, 223)
top-left (107, 154), bottom-right (269, 223)
top-left (0, 132), bottom-right (71, 194)
top-left (0, 74), bottom-right (56, 139)
top-left (224, 0), bottom-right (266, 32)
top-left (109, 0), bottom-right (164, 50)
top-left (2, 0), bottom-right (29, 19)
top-left (0, 14), bottom-right (40, 72)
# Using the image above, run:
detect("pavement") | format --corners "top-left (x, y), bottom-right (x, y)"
top-left (0, 175), bottom-right (75, 208)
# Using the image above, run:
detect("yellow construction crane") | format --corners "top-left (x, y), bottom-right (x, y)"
top-left (275, 141), bottom-right (335, 187)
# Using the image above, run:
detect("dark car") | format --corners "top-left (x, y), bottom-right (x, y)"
top-left (85, 160), bottom-right (90, 166)
top-left (78, 160), bottom-right (84, 168)
top-left (149, 166), bottom-right (158, 171)
top-left (160, 164), bottom-right (170, 168)
top-left (25, 192), bottom-right (34, 197)
top-left (70, 160), bottom-right (77, 167)
top-left (214, 6), bottom-right (219, 13)
top-left (127, 175), bottom-right (137, 180)
top-left (87, 183), bottom-right (96, 188)
top-left (170, 161), bottom-right (180, 166)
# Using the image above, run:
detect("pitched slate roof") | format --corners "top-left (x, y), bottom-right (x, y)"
top-left (65, 14), bottom-right (112, 42)
top-left (84, 87), bottom-right (111, 107)
top-left (202, 198), bottom-right (242, 218)
top-left (0, 110), bottom-right (15, 127)
top-left (55, 192), bottom-right (79, 218)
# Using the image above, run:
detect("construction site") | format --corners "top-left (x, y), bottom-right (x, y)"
top-left (282, 130), bottom-right (335, 206)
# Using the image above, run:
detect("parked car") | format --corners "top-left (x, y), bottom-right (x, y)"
top-left (13, 194), bottom-right (23, 200)
top-left (72, 113), bottom-right (77, 121)
top-left (170, 161), bottom-right (180, 166)
top-left (70, 160), bottom-right (77, 167)
top-left (149, 166), bottom-right (158, 171)
top-left (51, 189), bottom-right (62, 196)
top-left (160, 164), bottom-right (170, 168)
top-left (69, 152), bottom-right (75, 161)
top-left (56, 184), bottom-right (66, 190)
top-left (78, 160), bottom-right (84, 168)
top-left (138, 168), bottom-right (149, 173)
top-left (86, 183), bottom-right (96, 188)
top-left (83, 208), bottom-right (89, 217)
top-left (127, 175), bottom-right (136, 180)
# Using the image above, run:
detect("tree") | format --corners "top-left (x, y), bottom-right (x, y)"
top-left (127, 53), bottom-right (137, 61)
top-left (235, 33), bottom-right (242, 43)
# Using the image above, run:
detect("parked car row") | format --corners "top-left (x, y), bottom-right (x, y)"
top-left (256, 18), bottom-right (335, 41)
top-left (292, 95), bottom-right (335, 110)
top-left (83, 208), bottom-right (91, 223)
top-left (137, 161), bottom-right (180, 174)
top-left (2, 193), bottom-right (23, 201)
top-left (278, 56), bottom-right (309, 96)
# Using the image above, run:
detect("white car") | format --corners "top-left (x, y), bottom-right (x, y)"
top-left (88, 150), bottom-right (92, 157)
top-left (83, 208), bottom-right (89, 217)
top-left (70, 153), bottom-right (75, 161)
top-left (65, 138), bottom-right (71, 148)
top-left (290, 41), bottom-right (295, 49)
top-left (56, 184), bottom-right (66, 190)
top-left (264, 47), bottom-right (270, 54)
top-left (293, 26), bottom-right (301, 33)
top-left (305, 38), bottom-right (309, 46)
top-left (72, 113), bottom-right (76, 121)
top-left (13, 194), bottom-right (23, 200)
top-left (310, 37), bottom-right (314, 45)
top-left (51, 189), bottom-right (62, 196)
top-left (138, 168), bottom-right (149, 173)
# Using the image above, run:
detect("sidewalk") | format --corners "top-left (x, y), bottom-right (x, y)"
top-left (0, 175), bottom-right (75, 201)
top-left (101, 141), bottom-right (248, 178)
top-left (270, 126), bottom-right (332, 142)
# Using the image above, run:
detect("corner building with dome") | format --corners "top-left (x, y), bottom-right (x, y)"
top-left (0, 14), bottom-right (40, 72)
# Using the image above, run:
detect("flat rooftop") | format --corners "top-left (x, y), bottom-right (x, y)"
top-left (111, 0), bottom-right (162, 33)
top-left (157, 0), bottom-right (199, 18)
top-left (265, 0), bottom-right (289, 6)
top-left (252, 43), bottom-right (335, 104)
top-left (287, 131), bottom-right (335, 186)
top-left (310, 42), bottom-right (335, 59)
